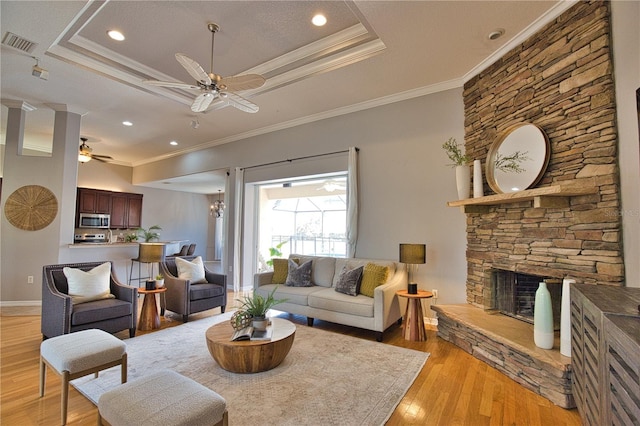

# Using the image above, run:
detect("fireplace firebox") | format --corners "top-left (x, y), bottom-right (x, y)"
top-left (490, 270), bottom-right (562, 330)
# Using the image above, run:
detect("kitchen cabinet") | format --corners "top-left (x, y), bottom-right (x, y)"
top-left (77, 188), bottom-right (111, 214)
top-left (110, 193), bottom-right (143, 229)
top-left (76, 188), bottom-right (143, 229)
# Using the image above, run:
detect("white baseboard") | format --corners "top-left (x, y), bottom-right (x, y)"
top-left (0, 301), bottom-right (41, 316)
top-left (424, 316), bottom-right (438, 326)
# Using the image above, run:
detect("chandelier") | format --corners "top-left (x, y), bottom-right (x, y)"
top-left (211, 190), bottom-right (225, 218)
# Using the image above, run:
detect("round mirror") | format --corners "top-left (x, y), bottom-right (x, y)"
top-left (486, 123), bottom-right (550, 194)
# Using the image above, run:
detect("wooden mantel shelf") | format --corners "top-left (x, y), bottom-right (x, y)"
top-left (447, 178), bottom-right (598, 213)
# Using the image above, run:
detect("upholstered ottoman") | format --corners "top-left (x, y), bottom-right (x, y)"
top-left (39, 329), bottom-right (127, 425)
top-left (98, 369), bottom-right (228, 426)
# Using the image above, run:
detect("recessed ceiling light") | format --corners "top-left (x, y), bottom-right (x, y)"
top-left (122, 121), bottom-right (133, 126)
top-left (488, 29), bottom-right (505, 41)
top-left (170, 141), bottom-right (178, 146)
top-left (312, 14), bottom-right (327, 27)
top-left (107, 30), bottom-right (125, 41)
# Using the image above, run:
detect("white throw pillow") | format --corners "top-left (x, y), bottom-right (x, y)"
top-left (63, 262), bottom-right (114, 304)
top-left (175, 256), bottom-right (207, 283)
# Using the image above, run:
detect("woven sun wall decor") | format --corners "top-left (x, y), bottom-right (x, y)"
top-left (4, 185), bottom-right (58, 231)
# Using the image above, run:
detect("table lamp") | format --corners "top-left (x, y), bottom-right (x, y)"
top-left (399, 243), bottom-right (426, 294)
top-left (138, 243), bottom-right (165, 289)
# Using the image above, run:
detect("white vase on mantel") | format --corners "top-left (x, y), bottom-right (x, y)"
top-left (473, 159), bottom-right (484, 198)
top-left (455, 165), bottom-right (471, 200)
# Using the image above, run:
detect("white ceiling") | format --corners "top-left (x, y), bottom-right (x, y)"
top-left (1, 0), bottom-right (570, 193)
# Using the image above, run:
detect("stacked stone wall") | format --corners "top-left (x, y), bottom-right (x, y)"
top-left (462, 0), bottom-right (623, 307)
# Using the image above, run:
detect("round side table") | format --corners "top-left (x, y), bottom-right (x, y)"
top-left (396, 289), bottom-right (433, 341)
top-left (138, 287), bottom-right (167, 331)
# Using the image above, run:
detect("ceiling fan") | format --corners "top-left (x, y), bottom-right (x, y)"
top-left (78, 138), bottom-right (113, 163)
top-left (143, 23), bottom-right (265, 113)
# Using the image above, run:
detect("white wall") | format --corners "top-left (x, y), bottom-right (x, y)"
top-left (135, 88), bottom-right (469, 307)
top-left (611, 0), bottom-right (640, 288)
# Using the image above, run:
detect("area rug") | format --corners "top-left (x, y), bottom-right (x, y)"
top-left (72, 312), bottom-right (429, 425)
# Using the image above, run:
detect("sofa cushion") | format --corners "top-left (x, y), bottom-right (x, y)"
top-left (359, 263), bottom-right (390, 297)
top-left (292, 255), bottom-right (336, 287)
top-left (175, 256), bottom-right (207, 284)
top-left (334, 265), bottom-right (364, 296)
top-left (308, 288), bottom-right (374, 317)
top-left (64, 262), bottom-right (114, 304)
top-left (257, 284), bottom-right (319, 306)
top-left (271, 258), bottom-right (291, 284)
top-left (332, 259), bottom-right (397, 287)
top-left (71, 299), bottom-right (132, 325)
top-left (190, 283), bottom-right (224, 301)
top-left (285, 259), bottom-right (313, 287)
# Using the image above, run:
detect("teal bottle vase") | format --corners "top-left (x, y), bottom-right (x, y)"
top-left (534, 282), bottom-right (554, 349)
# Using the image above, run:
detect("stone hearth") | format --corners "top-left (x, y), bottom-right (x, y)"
top-left (431, 304), bottom-right (574, 408)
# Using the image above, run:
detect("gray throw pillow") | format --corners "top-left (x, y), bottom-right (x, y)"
top-left (334, 265), bottom-right (364, 296)
top-left (285, 259), bottom-right (313, 287)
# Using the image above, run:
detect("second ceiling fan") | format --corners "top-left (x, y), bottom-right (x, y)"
top-left (144, 23), bottom-right (265, 113)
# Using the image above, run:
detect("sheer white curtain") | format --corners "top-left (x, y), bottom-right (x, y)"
top-left (233, 167), bottom-right (244, 292)
top-left (346, 147), bottom-right (359, 258)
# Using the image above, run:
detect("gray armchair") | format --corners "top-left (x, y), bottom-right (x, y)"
top-left (159, 256), bottom-right (227, 322)
top-left (41, 262), bottom-right (138, 339)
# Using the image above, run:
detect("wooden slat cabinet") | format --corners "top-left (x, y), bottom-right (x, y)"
top-left (77, 188), bottom-right (111, 214)
top-left (603, 315), bottom-right (640, 425)
top-left (570, 284), bottom-right (640, 426)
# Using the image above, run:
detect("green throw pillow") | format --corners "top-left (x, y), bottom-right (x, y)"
top-left (271, 258), bottom-right (289, 284)
top-left (359, 263), bottom-right (389, 297)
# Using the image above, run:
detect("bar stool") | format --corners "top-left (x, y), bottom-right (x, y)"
top-left (129, 243), bottom-right (165, 287)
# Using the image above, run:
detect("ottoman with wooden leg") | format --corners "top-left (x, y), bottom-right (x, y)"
top-left (39, 329), bottom-right (127, 425)
top-left (98, 369), bottom-right (228, 426)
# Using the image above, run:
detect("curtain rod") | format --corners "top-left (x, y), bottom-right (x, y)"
top-left (240, 147), bottom-right (359, 171)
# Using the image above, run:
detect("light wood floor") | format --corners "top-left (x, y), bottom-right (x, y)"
top-left (1, 291), bottom-right (581, 425)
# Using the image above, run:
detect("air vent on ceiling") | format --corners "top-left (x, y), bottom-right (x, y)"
top-left (2, 32), bottom-right (38, 53)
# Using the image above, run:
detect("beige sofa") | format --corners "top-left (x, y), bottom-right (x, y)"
top-left (254, 254), bottom-right (407, 341)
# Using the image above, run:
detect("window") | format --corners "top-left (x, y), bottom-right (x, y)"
top-left (257, 175), bottom-right (347, 271)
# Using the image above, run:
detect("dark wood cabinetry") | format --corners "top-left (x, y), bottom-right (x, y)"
top-left (77, 188), bottom-right (111, 214)
top-left (76, 188), bottom-right (143, 229)
top-left (570, 284), bottom-right (640, 425)
top-left (110, 192), bottom-right (143, 229)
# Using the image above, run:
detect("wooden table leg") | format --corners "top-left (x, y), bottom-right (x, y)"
top-left (139, 293), bottom-right (160, 331)
top-left (403, 298), bottom-right (427, 341)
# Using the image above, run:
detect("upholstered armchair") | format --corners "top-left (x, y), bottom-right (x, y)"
top-left (41, 262), bottom-right (138, 339)
top-left (159, 256), bottom-right (227, 322)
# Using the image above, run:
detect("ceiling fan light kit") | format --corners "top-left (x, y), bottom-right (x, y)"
top-left (143, 23), bottom-right (265, 114)
top-left (78, 137), bottom-right (113, 163)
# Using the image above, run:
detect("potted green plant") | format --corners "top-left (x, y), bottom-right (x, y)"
top-left (155, 274), bottom-right (164, 289)
top-left (137, 225), bottom-right (162, 242)
top-left (442, 137), bottom-right (472, 200)
top-left (236, 287), bottom-right (286, 330)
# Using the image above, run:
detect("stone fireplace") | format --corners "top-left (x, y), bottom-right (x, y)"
top-left (433, 1), bottom-right (625, 409)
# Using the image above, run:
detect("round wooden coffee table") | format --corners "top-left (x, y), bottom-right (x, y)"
top-left (206, 317), bottom-right (296, 373)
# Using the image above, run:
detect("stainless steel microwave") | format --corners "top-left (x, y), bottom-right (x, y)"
top-left (79, 213), bottom-right (110, 229)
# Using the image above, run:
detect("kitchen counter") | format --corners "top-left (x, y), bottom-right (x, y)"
top-left (68, 240), bottom-right (187, 249)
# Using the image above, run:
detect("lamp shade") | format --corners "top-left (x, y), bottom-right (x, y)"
top-left (138, 243), bottom-right (165, 263)
top-left (399, 244), bottom-right (426, 264)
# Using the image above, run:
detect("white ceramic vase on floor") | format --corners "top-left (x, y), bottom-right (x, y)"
top-left (455, 165), bottom-right (471, 200)
top-left (560, 278), bottom-right (575, 357)
top-left (534, 282), bottom-right (554, 349)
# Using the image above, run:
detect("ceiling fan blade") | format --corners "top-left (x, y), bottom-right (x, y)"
top-left (92, 154), bottom-right (114, 160)
top-left (143, 80), bottom-right (200, 90)
top-left (219, 74), bottom-right (266, 92)
top-left (176, 53), bottom-right (211, 85)
top-left (92, 156), bottom-right (109, 163)
top-left (221, 91), bottom-right (259, 113)
top-left (191, 92), bottom-right (217, 112)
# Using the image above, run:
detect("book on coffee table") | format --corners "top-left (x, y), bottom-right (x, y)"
top-left (231, 326), bottom-right (273, 341)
